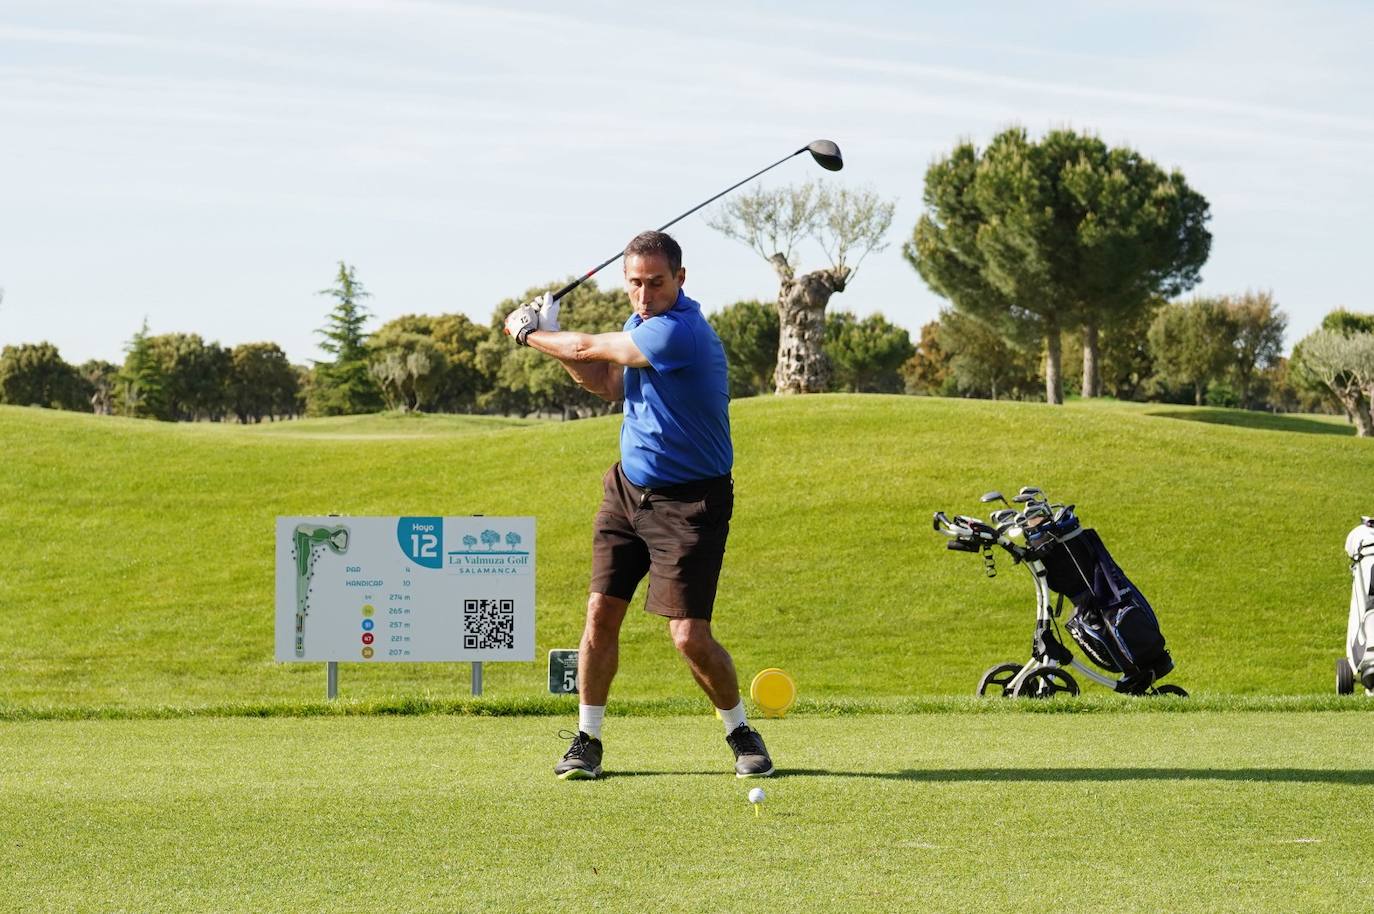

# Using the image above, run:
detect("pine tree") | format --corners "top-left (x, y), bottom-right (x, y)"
top-left (310, 262), bottom-right (383, 415)
top-left (118, 318), bottom-right (168, 419)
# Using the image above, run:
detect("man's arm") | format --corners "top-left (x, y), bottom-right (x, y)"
top-left (525, 330), bottom-right (649, 402)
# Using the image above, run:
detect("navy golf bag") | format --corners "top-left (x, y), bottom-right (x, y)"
top-left (1027, 510), bottom-right (1173, 694)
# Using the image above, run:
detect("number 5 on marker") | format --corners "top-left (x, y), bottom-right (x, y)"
top-left (548, 649), bottom-right (578, 694)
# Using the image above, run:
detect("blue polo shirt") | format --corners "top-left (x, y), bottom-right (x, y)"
top-left (620, 291), bottom-right (732, 488)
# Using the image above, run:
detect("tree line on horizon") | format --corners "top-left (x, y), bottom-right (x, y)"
top-left (0, 263), bottom-right (917, 422)
top-left (2, 264), bottom-right (1368, 429)
top-left (3, 125), bottom-right (1373, 433)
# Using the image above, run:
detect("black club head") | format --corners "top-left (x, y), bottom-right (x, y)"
top-left (805, 139), bottom-right (843, 171)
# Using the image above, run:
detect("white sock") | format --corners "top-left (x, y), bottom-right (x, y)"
top-left (579, 704), bottom-right (605, 740)
top-left (719, 700), bottom-right (748, 734)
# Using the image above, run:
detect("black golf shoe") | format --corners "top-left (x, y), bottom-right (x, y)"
top-left (554, 730), bottom-right (603, 780)
top-left (725, 724), bottom-right (774, 778)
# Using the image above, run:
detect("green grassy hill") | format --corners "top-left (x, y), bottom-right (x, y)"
top-left (2, 397), bottom-right (1369, 711)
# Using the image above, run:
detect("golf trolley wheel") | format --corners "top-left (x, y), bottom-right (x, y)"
top-left (1337, 657), bottom-right (1355, 696)
top-left (976, 663), bottom-right (1023, 697)
top-left (1150, 684), bottom-right (1189, 698)
top-left (1012, 668), bottom-right (1079, 699)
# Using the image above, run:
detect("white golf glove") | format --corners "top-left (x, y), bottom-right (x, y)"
top-left (535, 291), bottom-right (560, 332)
top-left (503, 302), bottom-right (540, 345)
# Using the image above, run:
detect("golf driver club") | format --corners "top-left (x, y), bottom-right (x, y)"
top-left (550, 139), bottom-right (843, 303)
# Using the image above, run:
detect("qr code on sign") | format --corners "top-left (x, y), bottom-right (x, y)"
top-left (463, 599), bottom-right (515, 650)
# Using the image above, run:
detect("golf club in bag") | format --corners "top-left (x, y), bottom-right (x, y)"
top-left (933, 486), bottom-right (1186, 698)
top-left (1337, 516), bottom-right (1374, 695)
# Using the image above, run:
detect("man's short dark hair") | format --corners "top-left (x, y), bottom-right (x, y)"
top-left (623, 231), bottom-right (682, 274)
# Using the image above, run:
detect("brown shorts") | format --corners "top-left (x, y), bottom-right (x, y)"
top-left (589, 462), bottom-right (734, 620)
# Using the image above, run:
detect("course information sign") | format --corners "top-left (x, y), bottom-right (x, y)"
top-left (275, 516), bottom-right (535, 662)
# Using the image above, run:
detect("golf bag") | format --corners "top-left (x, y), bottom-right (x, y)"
top-left (1027, 510), bottom-right (1173, 693)
top-left (1343, 519), bottom-right (1374, 693)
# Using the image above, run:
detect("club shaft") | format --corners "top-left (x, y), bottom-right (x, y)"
top-left (552, 146), bottom-right (808, 302)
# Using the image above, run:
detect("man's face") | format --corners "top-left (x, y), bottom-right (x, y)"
top-left (624, 253), bottom-right (685, 321)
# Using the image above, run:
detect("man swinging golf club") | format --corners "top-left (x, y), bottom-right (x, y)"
top-left (504, 230), bottom-right (774, 780)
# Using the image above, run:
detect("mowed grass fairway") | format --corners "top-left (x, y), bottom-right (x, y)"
top-left (2, 395), bottom-right (1372, 710)
top-left (4, 712), bottom-right (1369, 913)
top-left (4, 397), bottom-right (1372, 910)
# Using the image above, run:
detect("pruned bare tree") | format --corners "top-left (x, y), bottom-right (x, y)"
top-left (1293, 329), bottom-right (1374, 436)
top-left (709, 181), bottom-right (894, 393)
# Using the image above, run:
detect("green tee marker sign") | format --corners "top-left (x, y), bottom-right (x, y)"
top-left (548, 649), bottom-right (578, 694)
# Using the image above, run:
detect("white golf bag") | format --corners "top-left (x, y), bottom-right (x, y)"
top-left (1339, 517), bottom-right (1374, 695)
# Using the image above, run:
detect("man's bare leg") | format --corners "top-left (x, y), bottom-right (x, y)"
top-left (578, 593), bottom-right (629, 706)
top-left (667, 618), bottom-right (740, 708)
top-left (668, 617), bottom-right (774, 777)
top-left (555, 593), bottom-right (628, 780)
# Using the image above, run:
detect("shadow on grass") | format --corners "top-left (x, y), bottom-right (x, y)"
top-left (1149, 408), bottom-right (1353, 437)
top-left (603, 770), bottom-right (724, 779)
top-left (781, 767), bottom-right (1374, 785)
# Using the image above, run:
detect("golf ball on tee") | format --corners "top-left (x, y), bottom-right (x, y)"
top-left (748, 787), bottom-right (766, 804)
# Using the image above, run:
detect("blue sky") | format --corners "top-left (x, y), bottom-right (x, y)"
top-left (2, 0), bottom-right (1370, 365)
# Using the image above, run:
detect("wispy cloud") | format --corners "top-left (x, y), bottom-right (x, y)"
top-left (818, 55), bottom-right (1374, 136)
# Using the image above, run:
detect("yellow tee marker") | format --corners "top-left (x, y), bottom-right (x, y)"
top-left (749, 668), bottom-right (796, 719)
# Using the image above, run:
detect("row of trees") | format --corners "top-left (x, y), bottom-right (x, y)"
top-left (0, 263), bottom-right (917, 421)
top-left (900, 296), bottom-right (1374, 435)
top-left (4, 259), bottom-right (1369, 432)
top-left (0, 332), bottom-right (301, 422)
top-left (904, 292), bottom-right (1289, 406)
